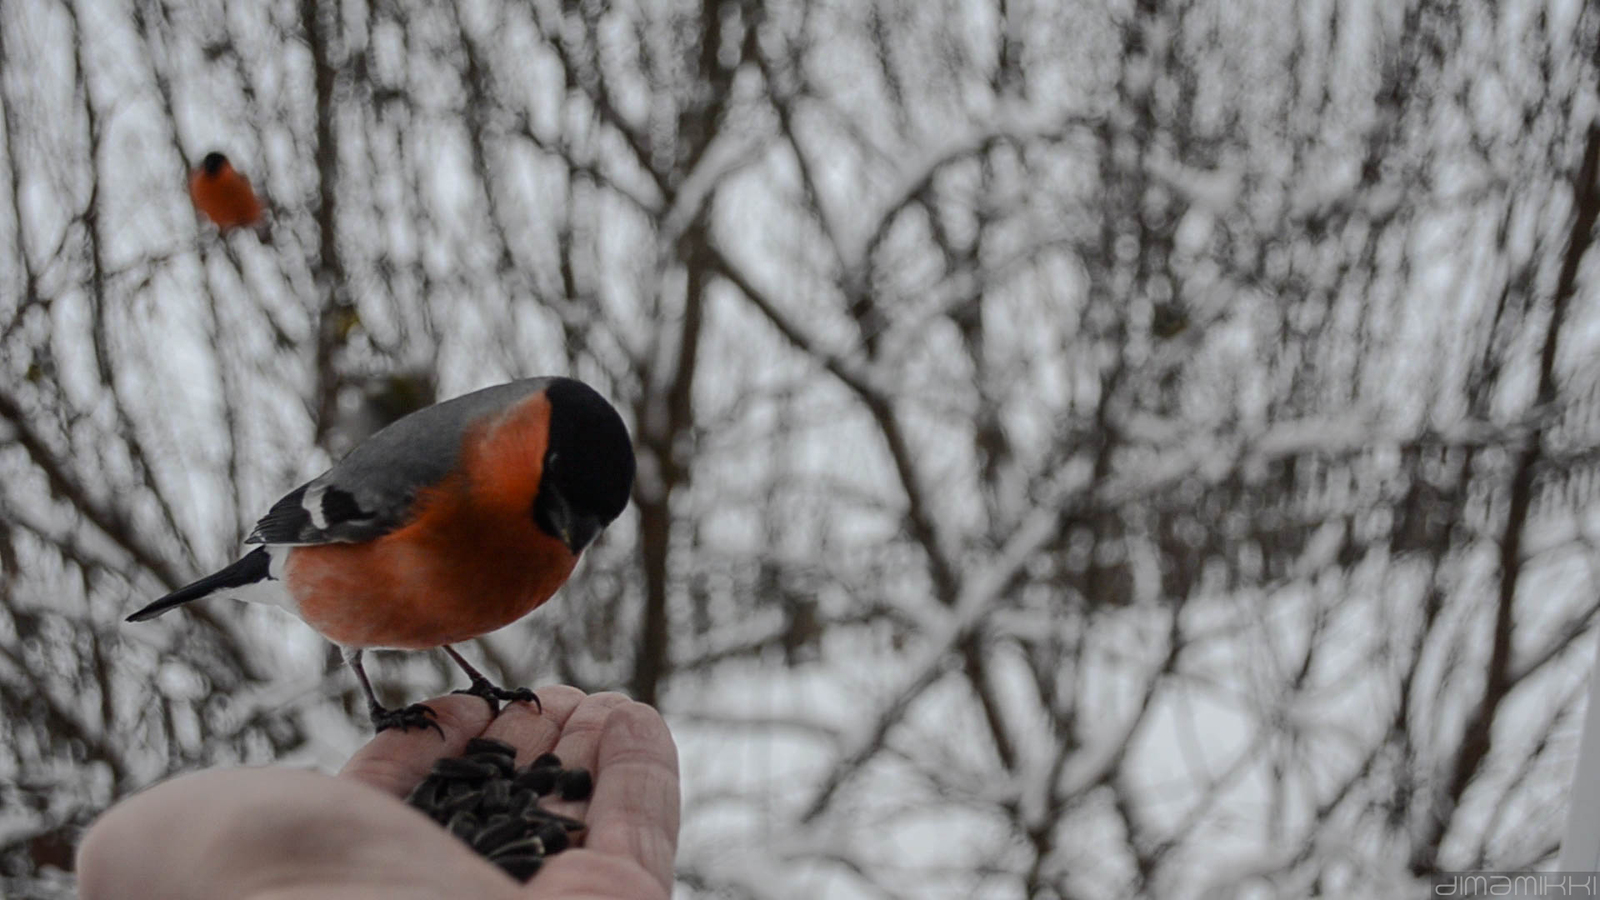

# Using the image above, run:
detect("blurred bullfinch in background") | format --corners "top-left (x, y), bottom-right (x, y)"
top-left (189, 151), bottom-right (267, 235)
top-left (126, 377), bottom-right (636, 734)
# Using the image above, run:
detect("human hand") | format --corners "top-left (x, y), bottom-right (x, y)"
top-left (77, 687), bottom-right (679, 900)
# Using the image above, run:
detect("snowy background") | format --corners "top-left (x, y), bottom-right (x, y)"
top-left (2, 0), bottom-right (1600, 897)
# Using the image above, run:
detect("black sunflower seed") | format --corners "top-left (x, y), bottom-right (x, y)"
top-left (472, 816), bottom-right (529, 854)
top-left (495, 853), bottom-right (544, 882)
top-left (488, 836), bottom-right (546, 859)
top-left (464, 737), bottom-right (517, 759)
top-left (534, 820), bottom-right (570, 853)
top-left (405, 775), bottom-right (446, 810)
top-left (506, 788), bottom-right (535, 817)
top-left (523, 808), bottom-right (587, 832)
top-left (443, 789), bottom-right (485, 816)
top-left (529, 752), bottom-right (562, 770)
top-left (433, 756), bottom-right (501, 781)
top-left (556, 767), bottom-right (593, 801)
top-left (513, 766), bottom-right (559, 796)
top-left (483, 778), bottom-right (511, 813)
top-left (445, 810), bottom-right (479, 841)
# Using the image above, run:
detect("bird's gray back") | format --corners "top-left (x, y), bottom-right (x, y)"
top-left (248, 378), bottom-right (552, 545)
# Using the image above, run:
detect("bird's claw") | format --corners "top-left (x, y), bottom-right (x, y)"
top-left (370, 701), bottom-right (444, 738)
top-left (452, 679), bottom-right (541, 716)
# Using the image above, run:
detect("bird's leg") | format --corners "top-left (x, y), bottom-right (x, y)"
top-left (343, 648), bottom-right (442, 737)
top-left (442, 644), bottom-right (541, 715)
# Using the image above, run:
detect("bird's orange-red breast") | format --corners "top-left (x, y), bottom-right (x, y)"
top-left (189, 151), bottom-right (264, 232)
top-left (287, 390), bottom-right (579, 648)
top-left (125, 377), bottom-right (635, 730)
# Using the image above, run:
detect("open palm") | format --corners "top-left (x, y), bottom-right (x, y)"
top-left (78, 688), bottom-right (679, 900)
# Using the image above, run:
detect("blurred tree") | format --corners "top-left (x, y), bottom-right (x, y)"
top-left (2, 0), bottom-right (1599, 897)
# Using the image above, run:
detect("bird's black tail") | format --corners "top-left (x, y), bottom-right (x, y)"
top-left (126, 547), bottom-right (271, 622)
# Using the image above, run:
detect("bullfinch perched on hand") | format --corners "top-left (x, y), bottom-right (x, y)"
top-left (189, 151), bottom-right (267, 235)
top-left (127, 377), bottom-right (636, 734)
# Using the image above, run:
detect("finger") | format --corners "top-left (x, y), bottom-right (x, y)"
top-left (541, 691), bottom-right (633, 820)
top-left (79, 768), bottom-right (519, 900)
top-left (547, 691), bottom-right (633, 771)
top-left (480, 684), bottom-right (589, 765)
top-left (581, 702), bottom-right (680, 895)
top-left (339, 694), bottom-right (494, 797)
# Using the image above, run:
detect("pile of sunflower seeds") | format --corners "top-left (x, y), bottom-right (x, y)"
top-left (404, 737), bottom-right (594, 882)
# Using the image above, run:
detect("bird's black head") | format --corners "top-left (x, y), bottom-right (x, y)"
top-left (201, 152), bottom-right (229, 177)
top-left (532, 378), bottom-right (635, 554)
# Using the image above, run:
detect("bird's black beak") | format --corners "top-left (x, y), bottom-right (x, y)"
top-left (559, 512), bottom-right (605, 555)
top-left (534, 486), bottom-right (605, 554)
